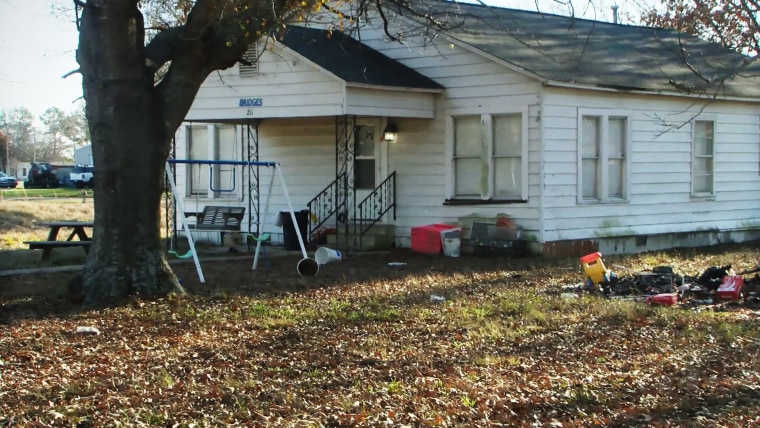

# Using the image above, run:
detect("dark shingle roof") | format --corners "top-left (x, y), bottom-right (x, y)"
top-left (412, 1), bottom-right (760, 98)
top-left (280, 26), bottom-right (444, 90)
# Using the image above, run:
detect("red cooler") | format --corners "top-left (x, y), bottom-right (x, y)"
top-left (411, 223), bottom-right (459, 254)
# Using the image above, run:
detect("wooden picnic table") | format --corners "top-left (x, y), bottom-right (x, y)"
top-left (25, 221), bottom-right (94, 260)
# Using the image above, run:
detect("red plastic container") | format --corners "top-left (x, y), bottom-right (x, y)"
top-left (717, 275), bottom-right (744, 300)
top-left (646, 293), bottom-right (679, 306)
top-left (411, 223), bottom-right (459, 254)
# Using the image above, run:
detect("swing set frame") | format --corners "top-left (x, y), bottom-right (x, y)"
top-left (165, 159), bottom-right (312, 283)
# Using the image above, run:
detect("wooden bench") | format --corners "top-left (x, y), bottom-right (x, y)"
top-left (185, 206), bottom-right (246, 231)
top-left (24, 240), bottom-right (92, 260)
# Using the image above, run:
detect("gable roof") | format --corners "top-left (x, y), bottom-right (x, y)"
top-left (280, 26), bottom-right (444, 91)
top-left (407, 1), bottom-right (760, 98)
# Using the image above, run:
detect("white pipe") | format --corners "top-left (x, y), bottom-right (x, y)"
top-left (276, 164), bottom-right (309, 259)
top-left (165, 161), bottom-right (205, 283)
top-left (253, 166), bottom-right (277, 270)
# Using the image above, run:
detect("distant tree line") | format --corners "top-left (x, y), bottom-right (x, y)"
top-left (0, 104), bottom-right (90, 172)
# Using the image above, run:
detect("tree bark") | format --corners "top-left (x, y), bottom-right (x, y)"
top-left (69, 0), bottom-right (371, 306)
top-left (73, 0), bottom-right (185, 306)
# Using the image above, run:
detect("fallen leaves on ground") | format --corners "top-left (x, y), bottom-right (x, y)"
top-left (1, 245), bottom-right (759, 426)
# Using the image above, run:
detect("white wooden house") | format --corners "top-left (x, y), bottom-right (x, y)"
top-left (172, 2), bottom-right (760, 256)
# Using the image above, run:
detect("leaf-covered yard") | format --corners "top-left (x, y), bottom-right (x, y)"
top-left (1, 246), bottom-right (759, 426)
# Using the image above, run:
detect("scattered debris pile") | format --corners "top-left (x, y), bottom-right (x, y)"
top-left (568, 252), bottom-right (760, 308)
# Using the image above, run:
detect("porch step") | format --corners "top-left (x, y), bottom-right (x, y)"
top-left (326, 223), bottom-right (394, 251)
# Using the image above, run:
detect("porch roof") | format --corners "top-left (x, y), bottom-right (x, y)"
top-left (280, 26), bottom-right (444, 92)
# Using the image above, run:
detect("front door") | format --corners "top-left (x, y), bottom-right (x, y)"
top-left (352, 120), bottom-right (386, 220)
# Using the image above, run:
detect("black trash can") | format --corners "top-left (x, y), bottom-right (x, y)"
top-left (280, 210), bottom-right (310, 251)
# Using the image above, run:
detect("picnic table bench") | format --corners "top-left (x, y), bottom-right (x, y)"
top-left (25, 221), bottom-right (94, 261)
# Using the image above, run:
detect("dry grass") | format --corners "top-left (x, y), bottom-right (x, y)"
top-left (0, 200), bottom-right (96, 250)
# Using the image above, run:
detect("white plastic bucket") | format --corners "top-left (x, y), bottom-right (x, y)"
top-left (297, 257), bottom-right (320, 277)
top-left (440, 228), bottom-right (462, 258)
top-left (315, 247), bottom-right (342, 265)
top-left (442, 237), bottom-right (461, 257)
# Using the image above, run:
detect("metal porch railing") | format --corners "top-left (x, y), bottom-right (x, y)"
top-left (306, 171), bottom-right (347, 245)
top-left (356, 171), bottom-right (396, 250)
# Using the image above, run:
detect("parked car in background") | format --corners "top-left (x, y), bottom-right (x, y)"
top-left (0, 172), bottom-right (18, 189)
top-left (70, 165), bottom-right (94, 188)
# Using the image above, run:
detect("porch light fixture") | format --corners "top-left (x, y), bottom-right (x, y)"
top-left (383, 124), bottom-right (398, 142)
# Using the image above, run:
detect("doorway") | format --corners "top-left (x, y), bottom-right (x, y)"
top-left (351, 120), bottom-right (387, 220)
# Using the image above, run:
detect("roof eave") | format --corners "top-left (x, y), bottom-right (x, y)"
top-left (345, 82), bottom-right (445, 93)
top-left (544, 80), bottom-right (760, 103)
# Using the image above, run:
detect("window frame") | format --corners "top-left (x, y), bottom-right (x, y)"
top-left (185, 124), bottom-right (243, 201)
top-left (576, 109), bottom-right (632, 205)
top-left (353, 124), bottom-right (378, 191)
top-left (445, 108), bottom-right (529, 204)
top-left (691, 118), bottom-right (716, 198)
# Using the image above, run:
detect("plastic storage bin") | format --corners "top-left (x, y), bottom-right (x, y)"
top-left (411, 223), bottom-right (459, 254)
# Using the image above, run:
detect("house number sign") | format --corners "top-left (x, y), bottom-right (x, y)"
top-left (239, 98), bottom-right (263, 116)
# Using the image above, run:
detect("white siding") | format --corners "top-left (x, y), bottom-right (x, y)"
top-left (185, 47), bottom-right (346, 121)
top-left (353, 25), bottom-right (544, 245)
top-left (186, 40), bottom-right (438, 121)
top-left (173, 118), bottom-right (336, 245)
top-left (541, 87), bottom-right (760, 242)
top-left (345, 87), bottom-right (436, 118)
top-left (177, 15), bottom-right (760, 250)
top-left (179, 19), bottom-right (547, 247)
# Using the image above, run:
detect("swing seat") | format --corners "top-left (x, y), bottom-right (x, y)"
top-left (168, 249), bottom-right (194, 259)
top-left (185, 206), bottom-right (246, 231)
top-left (248, 233), bottom-right (271, 270)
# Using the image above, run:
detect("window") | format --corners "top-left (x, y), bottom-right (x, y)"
top-left (188, 126), bottom-right (209, 196)
top-left (578, 112), bottom-right (629, 203)
top-left (450, 112), bottom-right (526, 201)
top-left (493, 115), bottom-right (522, 198)
top-left (692, 120), bottom-right (714, 196)
top-left (186, 124), bottom-right (240, 199)
top-left (354, 125), bottom-right (376, 190)
top-left (453, 116), bottom-right (482, 197)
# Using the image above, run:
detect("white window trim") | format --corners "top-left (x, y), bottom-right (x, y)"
top-left (576, 109), bottom-right (632, 205)
top-left (446, 108), bottom-right (529, 202)
top-left (691, 116), bottom-right (717, 199)
top-left (185, 123), bottom-right (243, 201)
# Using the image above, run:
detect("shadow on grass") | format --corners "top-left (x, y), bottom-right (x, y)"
top-left (1, 247), bottom-right (547, 323)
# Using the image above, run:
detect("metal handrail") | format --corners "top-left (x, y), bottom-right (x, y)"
top-left (356, 171), bottom-right (396, 249)
top-left (306, 171), bottom-right (347, 240)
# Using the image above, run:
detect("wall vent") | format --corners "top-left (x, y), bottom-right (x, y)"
top-left (240, 41), bottom-right (259, 77)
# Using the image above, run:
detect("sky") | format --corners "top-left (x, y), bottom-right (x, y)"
top-left (0, 0), bottom-right (651, 120)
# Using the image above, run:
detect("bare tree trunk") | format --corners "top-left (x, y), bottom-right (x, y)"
top-left (72, 0), bottom-right (184, 305)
